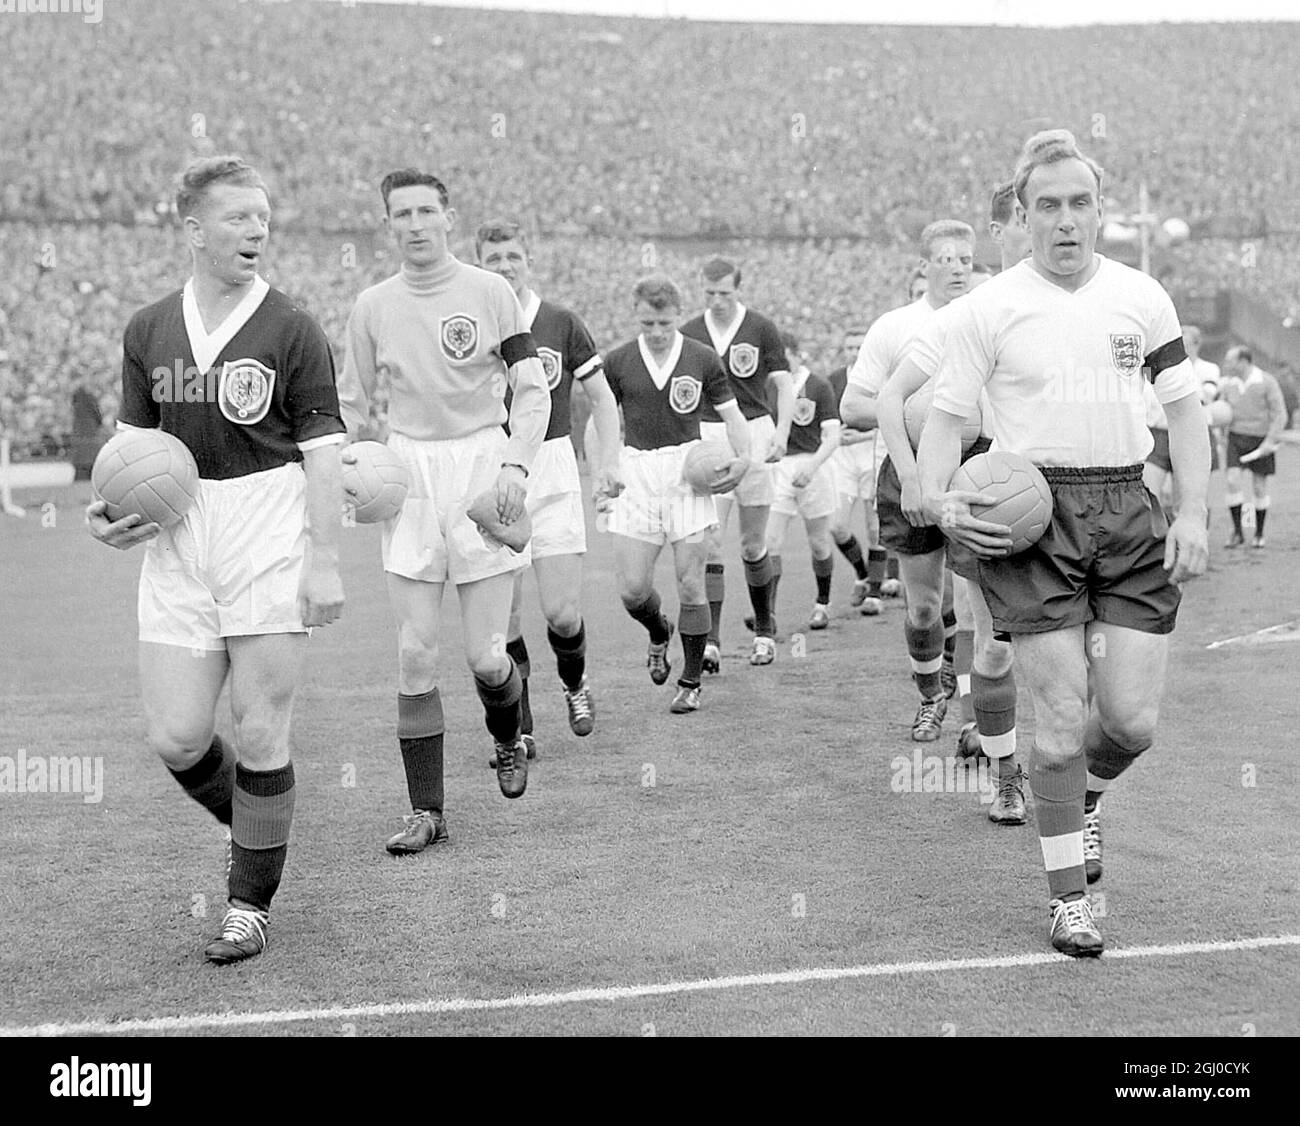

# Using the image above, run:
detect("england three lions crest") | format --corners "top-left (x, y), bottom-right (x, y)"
top-left (1110, 334), bottom-right (1144, 377)
top-left (538, 347), bottom-right (563, 391)
top-left (729, 342), bottom-right (759, 378)
top-left (669, 375), bottom-right (702, 415)
top-left (218, 358), bottom-right (275, 425)
top-left (440, 315), bottom-right (479, 363)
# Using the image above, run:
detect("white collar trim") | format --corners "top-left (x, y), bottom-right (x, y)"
top-left (705, 302), bottom-right (747, 353)
top-left (183, 275), bottom-right (270, 373)
top-left (521, 289), bottom-right (541, 330)
top-left (638, 332), bottom-right (684, 390)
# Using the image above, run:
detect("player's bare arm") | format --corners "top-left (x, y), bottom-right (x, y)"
top-left (917, 407), bottom-right (1010, 556)
top-left (85, 499), bottom-right (161, 549)
top-left (715, 398), bottom-right (752, 491)
top-left (878, 358), bottom-right (930, 525)
top-left (499, 351), bottom-right (550, 522)
top-left (839, 384), bottom-right (879, 433)
top-left (299, 441), bottom-right (346, 626)
top-left (584, 371), bottom-right (625, 500)
top-left (767, 368), bottom-right (795, 461)
top-left (1161, 390), bottom-right (1211, 583)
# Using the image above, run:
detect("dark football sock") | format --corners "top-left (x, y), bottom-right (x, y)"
top-left (1229, 504), bottom-right (1243, 534)
top-left (942, 608), bottom-right (958, 660)
top-left (886, 554), bottom-right (900, 581)
top-left (768, 555), bottom-right (783, 626)
top-left (813, 553), bottom-right (833, 604)
top-left (865, 547), bottom-right (886, 594)
top-left (743, 552), bottom-right (775, 637)
top-left (1028, 749), bottom-right (1087, 902)
top-left (167, 734), bottom-right (234, 825)
top-left (229, 762), bottom-right (295, 913)
top-left (1254, 504), bottom-right (1268, 536)
top-left (953, 629), bottom-right (975, 723)
top-left (547, 621), bottom-right (587, 691)
top-left (836, 535), bottom-right (869, 580)
top-left (398, 688), bottom-right (445, 813)
top-left (475, 662), bottom-right (523, 746)
top-left (1082, 712), bottom-right (1148, 810)
top-left (679, 603), bottom-right (710, 685)
top-left (624, 590), bottom-right (671, 644)
top-left (905, 619), bottom-right (945, 699)
top-left (505, 637), bottom-right (532, 735)
top-left (705, 564), bottom-right (725, 645)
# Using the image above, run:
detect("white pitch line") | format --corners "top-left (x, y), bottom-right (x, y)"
top-left (1206, 618), bottom-right (1300, 649)
top-left (3, 933), bottom-right (1298, 1037)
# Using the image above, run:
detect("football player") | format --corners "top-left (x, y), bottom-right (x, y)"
top-left (338, 170), bottom-right (550, 855)
top-left (681, 258), bottom-right (794, 670)
top-left (602, 275), bottom-right (750, 714)
top-left (476, 219), bottom-right (623, 761)
top-left (841, 220), bottom-right (976, 744)
top-left (86, 155), bottom-right (346, 964)
top-left (919, 130), bottom-right (1209, 955)
top-left (762, 332), bottom-right (840, 632)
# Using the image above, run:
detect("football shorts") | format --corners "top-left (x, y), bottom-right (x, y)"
top-left (877, 436), bottom-right (993, 556)
top-left (605, 441), bottom-right (718, 545)
top-left (770, 453), bottom-right (836, 521)
top-left (527, 437), bottom-right (586, 559)
top-left (1228, 431), bottom-right (1276, 477)
top-left (832, 432), bottom-right (881, 503)
top-left (138, 462), bottom-right (308, 651)
top-left (384, 428), bottom-right (531, 585)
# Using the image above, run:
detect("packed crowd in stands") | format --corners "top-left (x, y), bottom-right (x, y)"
top-left (3, 0), bottom-right (1299, 454)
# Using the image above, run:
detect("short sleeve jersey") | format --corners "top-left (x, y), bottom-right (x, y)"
top-left (931, 256), bottom-right (1198, 467)
top-left (904, 298), bottom-right (993, 438)
top-left (603, 332), bottom-right (734, 450)
top-left (769, 369), bottom-right (836, 456)
top-left (681, 304), bottom-right (787, 423)
top-left (504, 292), bottom-right (602, 442)
top-left (119, 277), bottom-right (344, 480)
top-left (847, 296), bottom-right (941, 398)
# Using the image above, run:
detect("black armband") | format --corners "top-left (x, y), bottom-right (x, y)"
top-left (1143, 337), bottom-right (1187, 383)
top-left (501, 332), bottom-right (539, 369)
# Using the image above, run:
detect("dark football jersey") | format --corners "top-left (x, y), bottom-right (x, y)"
top-left (120, 283), bottom-right (344, 480)
top-left (504, 296), bottom-right (601, 442)
top-left (681, 306), bottom-right (787, 423)
top-left (603, 333), bottom-right (734, 450)
top-left (827, 365), bottom-right (849, 417)
top-left (768, 370), bottom-right (836, 456)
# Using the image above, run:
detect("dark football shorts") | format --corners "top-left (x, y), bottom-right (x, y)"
top-left (1146, 426), bottom-right (1172, 472)
top-left (1228, 431), bottom-right (1276, 477)
top-left (877, 435), bottom-right (993, 557)
top-left (977, 463), bottom-right (1181, 637)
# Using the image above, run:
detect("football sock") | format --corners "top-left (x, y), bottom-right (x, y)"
top-left (971, 667), bottom-right (1017, 764)
top-left (547, 621), bottom-right (587, 691)
top-left (705, 564), bottom-right (725, 645)
top-left (1255, 498), bottom-right (1269, 536)
top-left (837, 535), bottom-right (869, 580)
top-left (942, 607), bottom-right (958, 662)
top-left (475, 662), bottom-right (523, 746)
top-left (679, 603), bottom-right (710, 685)
top-left (865, 547), bottom-right (886, 594)
top-left (743, 552), bottom-right (776, 637)
top-left (886, 554), bottom-right (900, 582)
top-left (624, 590), bottom-right (671, 645)
top-left (1229, 504), bottom-right (1243, 535)
top-left (1083, 712), bottom-right (1147, 810)
top-left (954, 629), bottom-right (975, 723)
top-left (398, 688), bottom-right (445, 813)
top-left (229, 761), bottom-right (295, 913)
top-left (813, 553), bottom-right (834, 604)
top-left (905, 619), bottom-right (945, 699)
top-left (168, 734), bottom-right (234, 825)
top-left (768, 555), bottom-right (783, 626)
top-left (1028, 748), bottom-right (1087, 902)
top-left (506, 637), bottom-right (533, 735)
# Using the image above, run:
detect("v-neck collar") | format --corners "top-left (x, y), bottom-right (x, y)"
top-left (183, 275), bottom-right (270, 373)
top-left (704, 303), bottom-right (746, 353)
top-left (520, 289), bottom-right (541, 330)
top-left (638, 332), bottom-right (684, 390)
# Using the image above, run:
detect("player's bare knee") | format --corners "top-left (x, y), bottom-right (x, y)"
top-left (397, 635), bottom-right (439, 686)
top-left (1098, 708), bottom-right (1158, 754)
top-left (974, 636), bottom-right (1013, 678)
top-left (906, 595), bottom-right (942, 629)
top-left (467, 648), bottom-right (511, 685)
top-left (544, 600), bottom-right (582, 637)
top-left (145, 720), bottom-right (214, 769)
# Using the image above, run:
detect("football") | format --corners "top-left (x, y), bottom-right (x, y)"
top-left (91, 428), bottom-right (199, 529)
top-left (682, 440), bottom-right (737, 495)
top-left (903, 382), bottom-right (982, 452)
top-left (342, 441), bottom-right (411, 524)
top-left (947, 450), bottom-right (1053, 556)
top-left (1206, 399), bottom-right (1233, 428)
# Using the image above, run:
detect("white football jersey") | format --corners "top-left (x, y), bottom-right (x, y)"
top-left (847, 296), bottom-right (942, 398)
